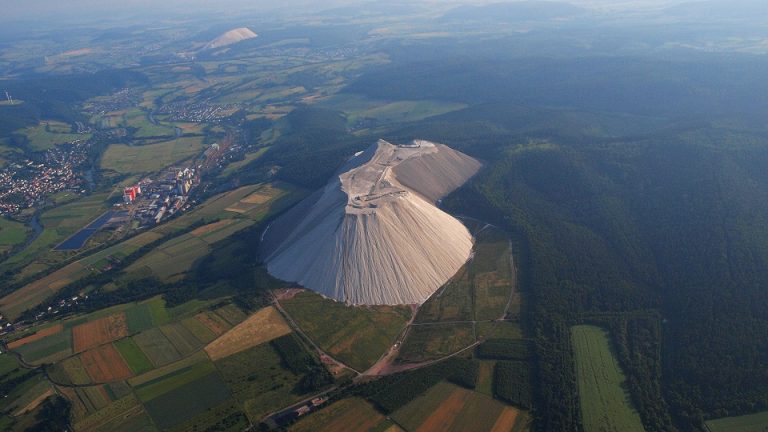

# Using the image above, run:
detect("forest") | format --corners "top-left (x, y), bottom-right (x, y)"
top-left (342, 51), bottom-right (768, 432)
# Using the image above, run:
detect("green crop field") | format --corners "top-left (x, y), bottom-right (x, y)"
top-left (119, 108), bottom-right (176, 138)
top-left (415, 225), bottom-right (513, 324)
top-left (115, 338), bottom-right (154, 375)
top-left (280, 290), bottom-right (412, 371)
top-left (128, 351), bottom-right (208, 388)
top-left (572, 325), bottom-right (646, 432)
top-left (159, 323), bottom-right (203, 356)
top-left (134, 359), bottom-right (217, 402)
top-left (143, 372), bottom-right (231, 430)
top-left (416, 265), bottom-right (473, 322)
top-left (215, 343), bottom-right (306, 421)
top-left (213, 303), bottom-right (247, 326)
top-left (476, 321), bottom-right (524, 340)
top-left (75, 385), bottom-right (111, 415)
top-left (71, 394), bottom-right (150, 432)
top-left (472, 228), bottom-right (514, 320)
top-left (180, 317), bottom-right (217, 344)
top-left (2, 191), bottom-right (108, 272)
top-left (14, 329), bottom-right (72, 364)
top-left (48, 355), bottom-right (93, 385)
top-left (219, 147), bottom-right (268, 177)
top-left (16, 120), bottom-right (90, 151)
top-left (125, 297), bottom-right (171, 334)
top-left (100, 136), bottom-right (204, 174)
top-left (123, 183), bottom-right (292, 282)
top-left (0, 217), bottom-right (29, 253)
top-left (397, 323), bottom-right (475, 363)
top-left (132, 328), bottom-right (182, 367)
top-left (706, 411), bottom-right (768, 432)
top-left (125, 235), bottom-right (210, 281)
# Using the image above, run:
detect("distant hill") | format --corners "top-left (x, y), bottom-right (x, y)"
top-left (203, 27), bottom-right (258, 50)
top-left (439, 1), bottom-right (584, 22)
top-left (663, 0), bottom-right (768, 20)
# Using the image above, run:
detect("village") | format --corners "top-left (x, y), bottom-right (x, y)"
top-left (0, 139), bottom-right (92, 216)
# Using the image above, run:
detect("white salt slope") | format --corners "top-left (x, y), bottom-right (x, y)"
top-left (204, 28), bottom-right (258, 50)
top-left (260, 139), bottom-right (482, 305)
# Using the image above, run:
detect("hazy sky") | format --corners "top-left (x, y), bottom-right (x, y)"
top-left (3, 0), bottom-right (764, 26)
top-left (0, 0), bottom-right (693, 21)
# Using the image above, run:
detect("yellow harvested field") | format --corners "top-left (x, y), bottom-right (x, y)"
top-left (224, 184), bottom-right (286, 214)
top-left (190, 219), bottom-right (235, 237)
top-left (205, 306), bottom-right (292, 361)
top-left (416, 388), bottom-right (469, 432)
top-left (490, 406), bottom-right (520, 432)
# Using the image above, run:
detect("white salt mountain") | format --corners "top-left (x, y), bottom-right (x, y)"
top-left (204, 27), bottom-right (258, 50)
top-left (260, 139), bottom-right (482, 305)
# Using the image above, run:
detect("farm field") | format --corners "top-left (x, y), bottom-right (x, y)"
top-left (205, 305), bottom-right (291, 361)
top-left (0, 217), bottom-right (29, 254)
top-left (289, 397), bottom-right (394, 432)
top-left (397, 323), bottom-right (475, 363)
top-left (100, 136), bottom-right (204, 174)
top-left (0, 356), bottom-right (46, 421)
top-left (215, 342), bottom-right (307, 421)
top-left (114, 338), bottom-right (154, 375)
top-left (125, 297), bottom-right (170, 333)
top-left (13, 327), bottom-right (72, 364)
top-left (472, 228), bottom-right (515, 321)
top-left (571, 325), bottom-right (646, 432)
top-left (124, 183), bottom-right (292, 281)
top-left (280, 290), bottom-right (412, 371)
top-left (48, 356), bottom-right (93, 386)
top-left (219, 146), bottom-right (268, 177)
top-left (415, 265), bottom-right (473, 322)
top-left (8, 380), bottom-right (54, 417)
top-left (132, 328), bottom-right (181, 367)
top-left (195, 310), bottom-right (233, 336)
top-left (16, 120), bottom-right (90, 151)
top-left (2, 191), bottom-right (109, 271)
top-left (0, 232), bottom-right (162, 321)
top-left (391, 381), bottom-right (527, 432)
top-left (127, 351), bottom-right (209, 388)
top-left (80, 343), bottom-right (133, 382)
top-left (133, 358), bottom-right (217, 402)
top-left (705, 410), bottom-right (768, 432)
top-left (143, 371), bottom-right (230, 430)
top-left (6, 324), bottom-right (63, 349)
top-left (71, 394), bottom-right (150, 432)
top-left (415, 225), bottom-right (513, 324)
top-left (72, 313), bottom-right (128, 352)
top-left (0, 181), bottom-right (293, 321)
top-left (159, 322), bottom-right (204, 357)
top-left (99, 108), bottom-right (176, 138)
top-left (476, 321), bottom-right (524, 340)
